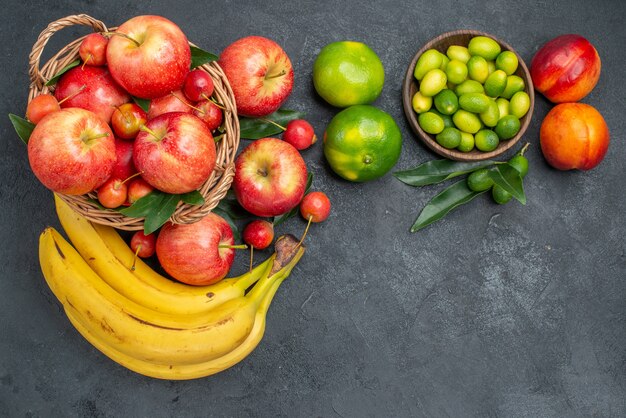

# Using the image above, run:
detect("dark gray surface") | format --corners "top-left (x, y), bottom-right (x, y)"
top-left (1, 0), bottom-right (625, 416)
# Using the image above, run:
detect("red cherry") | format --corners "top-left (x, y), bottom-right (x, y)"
top-left (300, 191), bottom-right (331, 223)
top-left (193, 100), bottom-right (223, 131)
top-left (127, 177), bottom-right (154, 205)
top-left (111, 103), bottom-right (147, 140)
top-left (283, 119), bottom-right (317, 150)
top-left (242, 220), bottom-right (274, 250)
top-left (79, 33), bottom-right (108, 66)
top-left (183, 69), bottom-right (215, 102)
top-left (130, 231), bottom-right (156, 258)
top-left (26, 94), bottom-right (61, 124)
top-left (97, 178), bottom-right (128, 208)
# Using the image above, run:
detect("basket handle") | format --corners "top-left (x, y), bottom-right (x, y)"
top-left (28, 14), bottom-right (108, 89)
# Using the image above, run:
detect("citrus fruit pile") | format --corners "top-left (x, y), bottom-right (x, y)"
top-left (411, 36), bottom-right (531, 153)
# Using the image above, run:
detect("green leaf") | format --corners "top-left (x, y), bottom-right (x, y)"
top-left (132, 96), bottom-right (150, 112)
top-left (190, 45), bottom-right (219, 69)
top-left (410, 180), bottom-right (486, 233)
top-left (216, 196), bottom-right (248, 220)
top-left (239, 109), bottom-right (305, 140)
top-left (8, 114), bottom-right (35, 144)
top-left (180, 190), bottom-right (204, 206)
top-left (118, 191), bottom-right (165, 218)
top-left (143, 194), bottom-right (180, 235)
top-left (488, 163), bottom-right (526, 205)
top-left (212, 207), bottom-right (241, 242)
top-left (394, 159), bottom-right (496, 187)
top-left (45, 59), bottom-right (80, 86)
top-left (273, 172), bottom-right (313, 227)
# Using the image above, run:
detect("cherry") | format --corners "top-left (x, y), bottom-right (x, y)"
top-left (79, 33), bottom-right (108, 67)
top-left (130, 231), bottom-right (156, 258)
top-left (283, 119), bottom-right (317, 150)
top-left (127, 177), bottom-right (154, 205)
top-left (97, 178), bottom-right (128, 208)
top-left (183, 69), bottom-right (215, 102)
top-left (242, 220), bottom-right (274, 250)
top-left (193, 100), bottom-right (223, 131)
top-left (111, 103), bottom-right (147, 140)
top-left (26, 94), bottom-right (60, 124)
top-left (300, 191), bottom-right (331, 223)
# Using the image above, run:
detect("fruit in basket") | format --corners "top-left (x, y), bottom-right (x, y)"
top-left (233, 138), bottom-right (308, 217)
top-left (147, 90), bottom-right (193, 120)
top-left (183, 69), bottom-right (214, 102)
top-left (110, 138), bottom-right (136, 181)
top-left (300, 191), bottom-right (331, 223)
top-left (323, 105), bottom-right (401, 182)
top-left (26, 94), bottom-right (60, 124)
top-left (530, 34), bottom-right (601, 103)
top-left (79, 33), bottom-right (108, 66)
top-left (156, 213), bottom-right (236, 285)
top-left (111, 103), bottom-right (147, 139)
top-left (219, 36), bottom-right (294, 117)
top-left (130, 231), bottom-right (156, 258)
top-left (539, 103), bottom-right (609, 170)
top-left (106, 15), bottom-right (191, 99)
top-left (133, 112), bottom-right (216, 194)
top-left (127, 177), bottom-right (153, 204)
top-left (242, 220), bottom-right (275, 250)
top-left (313, 40), bottom-right (384, 108)
top-left (283, 119), bottom-right (317, 150)
top-left (54, 66), bottom-right (130, 124)
top-left (28, 108), bottom-right (115, 195)
top-left (193, 100), bottom-right (223, 131)
top-left (97, 177), bottom-right (128, 208)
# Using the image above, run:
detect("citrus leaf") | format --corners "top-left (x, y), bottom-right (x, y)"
top-left (190, 46), bottom-right (219, 69)
top-left (132, 96), bottom-right (150, 112)
top-left (180, 190), bottom-right (204, 206)
top-left (487, 163), bottom-right (526, 205)
top-left (212, 207), bottom-right (241, 242)
top-left (239, 109), bottom-right (305, 140)
top-left (118, 191), bottom-right (165, 218)
top-left (8, 114), bottom-right (35, 144)
top-left (410, 180), bottom-right (486, 233)
top-left (273, 172), bottom-right (313, 226)
top-left (394, 159), bottom-right (496, 187)
top-left (45, 59), bottom-right (80, 86)
top-left (143, 194), bottom-right (180, 235)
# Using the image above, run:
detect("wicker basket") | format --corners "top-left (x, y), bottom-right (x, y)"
top-left (27, 14), bottom-right (240, 230)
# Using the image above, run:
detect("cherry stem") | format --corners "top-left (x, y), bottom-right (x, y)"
top-left (102, 31), bottom-right (140, 48)
top-left (249, 246), bottom-right (254, 273)
top-left (81, 54), bottom-right (92, 70)
top-left (259, 118), bottom-right (286, 131)
top-left (205, 95), bottom-right (226, 110)
top-left (139, 125), bottom-right (162, 141)
top-left (297, 216), bottom-right (313, 249)
top-left (131, 244), bottom-right (141, 271)
top-left (218, 244), bottom-right (248, 250)
top-left (119, 171), bottom-right (144, 187)
top-left (265, 69), bottom-right (286, 80)
top-left (171, 91), bottom-right (204, 113)
top-left (58, 84), bottom-right (86, 105)
top-left (519, 142), bottom-right (530, 156)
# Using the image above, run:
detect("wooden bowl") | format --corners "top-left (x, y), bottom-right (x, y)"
top-left (402, 30), bottom-right (534, 161)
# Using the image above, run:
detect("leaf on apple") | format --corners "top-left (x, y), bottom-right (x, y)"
top-left (272, 172), bottom-right (313, 227)
top-left (143, 194), bottom-right (180, 235)
top-left (239, 109), bottom-right (305, 140)
top-left (132, 96), bottom-right (151, 113)
top-left (45, 60), bottom-right (81, 86)
top-left (190, 46), bottom-right (219, 69)
top-left (8, 114), bottom-right (35, 145)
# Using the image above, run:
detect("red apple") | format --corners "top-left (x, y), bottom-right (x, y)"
top-left (147, 90), bottom-right (193, 120)
top-left (26, 94), bottom-right (60, 124)
top-left (242, 220), bottom-right (274, 250)
top-left (233, 137), bottom-right (307, 217)
top-left (54, 66), bottom-right (130, 124)
top-left (156, 213), bottom-right (235, 285)
top-left (133, 112), bottom-right (216, 194)
top-left (530, 34), bottom-right (601, 103)
top-left (79, 33), bottom-right (108, 66)
top-left (111, 103), bottom-right (147, 139)
top-left (106, 15), bottom-right (191, 99)
top-left (110, 138), bottom-right (137, 181)
top-left (540, 103), bottom-right (609, 170)
top-left (218, 36), bottom-right (294, 117)
top-left (28, 108), bottom-right (115, 195)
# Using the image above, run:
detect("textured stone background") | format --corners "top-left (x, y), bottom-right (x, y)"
top-left (1, 0), bottom-right (624, 416)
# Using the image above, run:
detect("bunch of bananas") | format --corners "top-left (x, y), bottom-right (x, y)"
top-left (38, 195), bottom-right (305, 380)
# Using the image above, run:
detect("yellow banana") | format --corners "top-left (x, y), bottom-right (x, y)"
top-left (39, 228), bottom-right (302, 366)
top-left (64, 266), bottom-right (289, 380)
top-left (54, 194), bottom-right (269, 315)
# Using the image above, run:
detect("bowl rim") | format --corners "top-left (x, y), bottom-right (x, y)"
top-left (402, 29), bottom-right (535, 161)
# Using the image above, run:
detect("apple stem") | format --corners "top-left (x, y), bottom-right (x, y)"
top-left (102, 31), bottom-right (141, 48)
top-left (204, 95), bottom-right (226, 110)
top-left (265, 69), bottom-right (286, 80)
top-left (519, 142), bottom-right (530, 156)
top-left (171, 91), bottom-right (204, 113)
top-left (139, 125), bottom-right (163, 141)
top-left (218, 244), bottom-right (248, 250)
top-left (58, 84), bottom-right (86, 105)
top-left (259, 118), bottom-right (286, 131)
top-left (296, 216), bottom-right (313, 249)
top-left (131, 244), bottom-right (141, 271)
top-left (85, 132), bottom-right (110, 142)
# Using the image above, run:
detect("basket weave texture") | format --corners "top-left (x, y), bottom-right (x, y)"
top-left (28, 14), bottom-right (240, 230)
